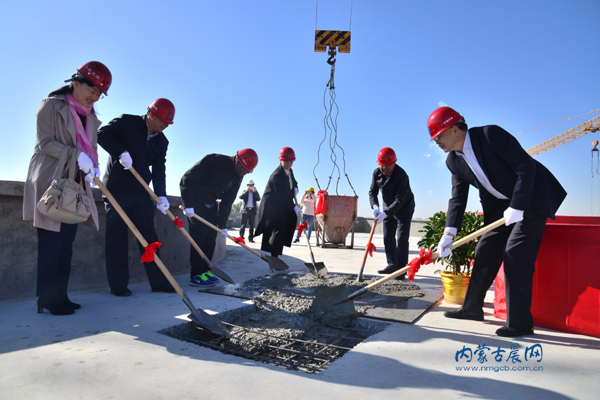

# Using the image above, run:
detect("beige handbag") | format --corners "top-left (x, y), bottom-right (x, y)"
top-left (36, 147), bottom-right (92, 224)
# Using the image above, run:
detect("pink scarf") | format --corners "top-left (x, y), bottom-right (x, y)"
top-left (66, 93), bottom-right (98, 165)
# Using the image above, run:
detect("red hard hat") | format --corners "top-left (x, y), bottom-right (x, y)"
top-left (237, 148), bottom-right (259, 173)
top-left (377, 147), bottom-right (397, 166)
top-left (76, 61), bottom-right (112, 95)
top-left (279, 147), bottom-right (296, 161)
top-left (148, 98), bottom-right (175, 125)
top-left (427, 106), bottom-right (463, 140)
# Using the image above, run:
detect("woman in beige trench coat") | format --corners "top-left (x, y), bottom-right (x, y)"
top-left (23, 61), bottom-right (112, 315)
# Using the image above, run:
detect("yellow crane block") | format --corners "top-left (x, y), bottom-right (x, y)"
top-left (315, 30), bottom-right (351, 53)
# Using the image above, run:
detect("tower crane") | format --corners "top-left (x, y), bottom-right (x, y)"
top-left (526, 115), bottom-right (600, 156)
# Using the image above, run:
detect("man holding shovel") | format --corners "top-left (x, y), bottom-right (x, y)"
top-left (429, 106), bottom-right (566, 337)
top-left (369, 147), bottom-right (415, 281)
top-left (97, 98), bottom-right (176, 296)
top-left (180, 149), bottom-right (258, 288)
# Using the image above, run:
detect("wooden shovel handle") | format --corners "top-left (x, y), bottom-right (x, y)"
top-left (179, 205), bottom-right (266, 260)
top-left (360, 220), bottom-right (377, 268)
top-left (129, 167), bottom-right (210, 261)
top-left (354, 216), bottom-right (507, 296)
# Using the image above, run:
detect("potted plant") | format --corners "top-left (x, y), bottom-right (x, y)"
top-left (417, 211), bottom-right (484, 304)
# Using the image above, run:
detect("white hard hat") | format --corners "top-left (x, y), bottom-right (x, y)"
top-left (248, 180), bottom-right (255, 185)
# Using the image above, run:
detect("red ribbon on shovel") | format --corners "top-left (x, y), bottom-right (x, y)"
top-left (172, 217), bottom-right (184, 228)
top-left (141, 242), bottom-right (161, 262)
top-left (233, 236), bottom-right (245, 245)
top-left (366, 242), bottom-right (377, 257)
top-left (407, 248), bottom-right (434, 281)
top-left (296, 222), bottom-right (308, 237)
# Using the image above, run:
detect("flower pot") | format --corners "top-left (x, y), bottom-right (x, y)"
top-left (440, 271), bottom-right (470, 304)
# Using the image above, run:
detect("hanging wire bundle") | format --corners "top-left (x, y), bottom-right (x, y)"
top-left (312, 50), bottom-right (356, 196)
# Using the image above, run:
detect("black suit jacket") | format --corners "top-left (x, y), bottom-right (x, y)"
top-left (369, 164), bottom-right (415, 219)
top-left (179, 154), bottom-right (242, 229)
top-left (446, 125), bottom-right (566, 228)
top-left (98, 114), bottom-right (168, 196)
top-left (239, 189), bottom-right (261, 213)
top-left (255, 165), bottom-right (298, 235)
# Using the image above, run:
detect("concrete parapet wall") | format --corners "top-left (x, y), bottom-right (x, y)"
top-left (0, 180), bottom-right (225, 301)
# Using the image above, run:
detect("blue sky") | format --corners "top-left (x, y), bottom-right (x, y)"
top-left (2, 0), bottom-right (599, 219)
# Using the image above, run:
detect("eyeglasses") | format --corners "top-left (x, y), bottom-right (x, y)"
top-left (84, 84), bottom-right (104, 100)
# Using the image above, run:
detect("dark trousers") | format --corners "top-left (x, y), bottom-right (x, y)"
top-left (104, 191), bottom-right (169, 291)
top-left (36, 223), bottom-right (78, 300)
top-left (463, 211), bottom-right (547, 330)
top-left (188, 204), bottom-right (218, 278)
top-left (382, 213), bottom-right (413, 270)
top-left (239, 208), bottom-right (256, 239)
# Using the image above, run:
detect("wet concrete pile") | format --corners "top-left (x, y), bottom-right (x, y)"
top-left (160, 273), bottom-right (424, 372)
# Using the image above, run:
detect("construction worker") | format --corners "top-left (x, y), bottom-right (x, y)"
top-left (180, 149), bottom-right (258, 288)
top-left (97, 98), bottom-right (176, 297)
top-left (429, 106), bottom-right (567, 337)
top-left (293, 187), bottom-right (316, 242)
top-left (255, 147), bottom-right (301, 258)
top-left (24, 61), bottom-right (112, 314)
top-left (369, 148), bottom-right (415, 281)
top-left (239, 179), bottom-right (260, 243)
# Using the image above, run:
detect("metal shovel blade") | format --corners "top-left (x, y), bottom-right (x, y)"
top-left (264, 256), bottom-right (289, 271)
top-left (205, 257), bottom-right (235, 284)
top-left (304, 262), bottom-right (328, 278)
top-left (188, 308), bottom-right (230, 337)
top-left (311, 284), bottom-right (356, 318)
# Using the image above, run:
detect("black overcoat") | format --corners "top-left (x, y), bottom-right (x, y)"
top-left (254, 165), bottom-right (298, 256)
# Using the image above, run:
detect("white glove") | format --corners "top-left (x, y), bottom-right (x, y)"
top-left (372, 205), bottom-right (380, 218)
top-left (77, 152), bottom-right (93, 174)
top-left (438, 235), bottom-right (454, 257)
top-left (219, 228), bottom-right (228, 238)
top-left (85, 167), bottom-right (101, 187)
top-left (183, 207), bottom-right (195, 217)
top-left (294, 205), bottom-right (302, 214)
top-left (294, 187), bottom-right (299, 196)
top-left (375, 211), bottom-right (386, 223)
top-left (156, 196), bottom-right (169, 215)
top-left (119, 151), bottom-right (133, 170)
top-left (504, 207), bottom-right (524, 226)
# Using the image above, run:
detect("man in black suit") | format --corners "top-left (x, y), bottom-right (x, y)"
top-left (369, 147), bottom-right (415, 281)
top-left (180, 149), bottom-right (258, 288)
top-left (98, 98), bottom-right (176, 296)
top-left (428, 106), bottom-right (567, 337)
top-left (239, 179), bottom-right (260, 243)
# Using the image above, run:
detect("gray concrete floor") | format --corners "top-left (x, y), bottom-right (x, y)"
top-left (1, 232), bottom-right (599, 400)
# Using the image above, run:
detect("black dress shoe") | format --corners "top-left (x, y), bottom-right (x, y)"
top-left (444, 307), bottom-right (484, 321)
top-left (111, 288), bottom-right (132, 297)
top-left (248, 239), bottom-right (255, 243)
top-left (64, 299), bottom-right (82, 310)
top-left (378, 266), bottom-right (398, 274)
top-left (152, 285), bottom-right (176, 293)
top-left (496, 326), bottom-right (534, 337)
top-left (293, 238), bottom-right (300, 243)
top-left (37, 298), bottom-right (75, 315)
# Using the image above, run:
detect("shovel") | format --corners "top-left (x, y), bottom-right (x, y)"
top-left (313, 217), bottom-right (507, 317)
top-left (180, 205), bottom-right (290, 271)
top-left (294, 198), bottom-right (327, 277)
top-left (128, 167), bottom-right (234, 284)
top-left (356, 220), bottom-right (377, 282)
top-left (94, 177), bottom-right (229, 336)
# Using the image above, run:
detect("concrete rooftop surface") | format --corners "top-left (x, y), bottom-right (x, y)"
top-left (1, 232), bottom-right (598, 400)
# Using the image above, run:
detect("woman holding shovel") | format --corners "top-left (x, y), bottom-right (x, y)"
top-left (255, 147), bottom-right (301, 258)
top-left (23, 61), bottom-right (112, 315)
